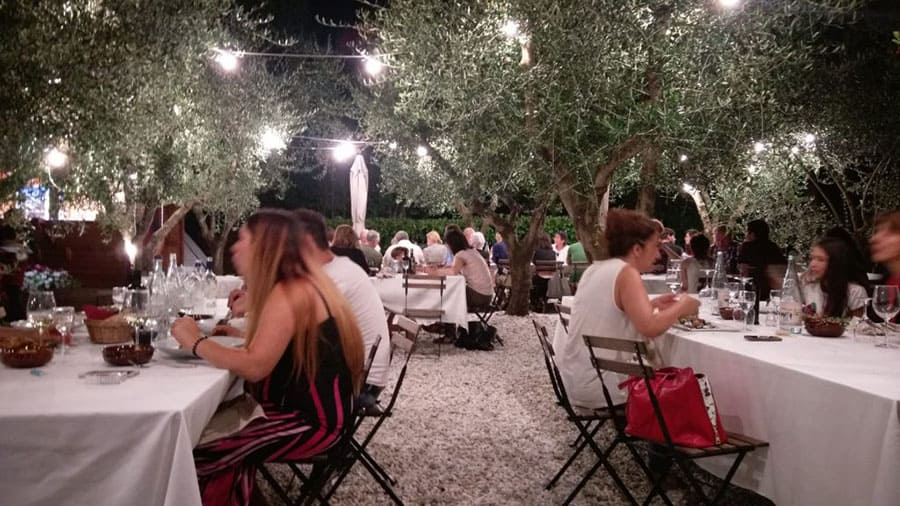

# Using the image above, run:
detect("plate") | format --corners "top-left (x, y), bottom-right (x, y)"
top-left (156, 337), bottom-right (245, 359)
top-left (673, 321), bottom-right (740, 332)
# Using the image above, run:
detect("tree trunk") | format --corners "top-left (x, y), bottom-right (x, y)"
top-left (688, 188), bottom-right (713, 234)
top-left (637, 143), bottom-right (660, 217)
top-left (502, 206), bottom-right (547, 316)
top-left (141, 204), bottom-right (192, 268)
top-left (213, 236), bottom-right (228, 275)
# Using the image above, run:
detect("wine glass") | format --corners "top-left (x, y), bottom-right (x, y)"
top-left (27, 290), bottom-right (57, 343)
top-left (124, 289), bottom-right (150, 345)
top-left (738, 290), bottom-right (756, 330)
top-left (665, 259), bottom-right (682, 294)
top-left (852, 298), bottom-right (883, 344)
top-left (699, 268), bottom-right (716, 291)
top-left (872, 285), bottom-right (899, 349)
top-left (52, 306), bottom-right (75, 355)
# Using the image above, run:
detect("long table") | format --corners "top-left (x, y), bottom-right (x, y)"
top-left (554, 300), bottom-right (900, 506)
top-left (0, 339), bottom-right (234, 506)
top-left (371, 274), bottom-right (469, 329)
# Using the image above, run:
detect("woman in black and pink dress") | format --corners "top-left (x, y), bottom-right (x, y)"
top-left (172, 209), bottom-right (364, 506)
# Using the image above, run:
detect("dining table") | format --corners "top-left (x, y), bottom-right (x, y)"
top-left (553, 296), bottom-right (900, 506)
top-left (371, 274), bottom-right (469, 329)
top-left (0, 319), bottom-right (237, 505)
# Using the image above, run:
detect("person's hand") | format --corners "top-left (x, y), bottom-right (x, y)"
top-left (171, 317), bottom-right (203, 349)
top-left (651, 293), bottom-right (680, 310)
top-left (677, 295), bottom-right (701, 316)
top-left (228, 289), bottom-right (248, 317)
top-left (212, 324), bottom-right (242, 337)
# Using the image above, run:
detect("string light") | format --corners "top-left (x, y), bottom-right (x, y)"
top-left (211, 47), bottom-right (387, 74)
top-left (333, 141), bottom-right (357, 162)
top-left (213, 49), bottom-right (240, 72)
top-left (416, 146), bottom-right (429, 158)
top-left (45, 147), bottom-right (68, 169)
top-left (501, 20), bottom-right (520, 38)
top-left (363, 56), bottom-right (385, 76)
top-left (753, 142), bottom-right (766, 154)
top-left (678, 154), bottom-right (688, 163)
top-left (719, 0), bottom-right (741, 8)
top-left (260, 127), bottom-right (286, 153)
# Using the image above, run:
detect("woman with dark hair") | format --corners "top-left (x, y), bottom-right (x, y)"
top-left (555, 209), bottom-right (699, 409)
top-left (680, 234), bottom-right (713, 293)
top-left (331, 224), bottom-right (371, 274)
top-left (802, 237), bottom-right (868, 318)
top-left (870, 211), bottom-right (900, 323)
top-left (824, 226), bottom-right (870, 288)
top-left (531, 232), bottom-right (557, 308)
top-left (171, 209), bottom-right (364, 505)
top-left (433, 228), bottom-right (494, 307)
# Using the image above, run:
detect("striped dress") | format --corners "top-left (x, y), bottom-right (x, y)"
top-left (193, 316), bottom-right (353, 506)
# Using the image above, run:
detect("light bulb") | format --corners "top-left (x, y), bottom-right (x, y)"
top-left (363, 57), bottom-right (384, 76)
top-left (416, 146), bottom-right (428, 157)
top-left (214, 50), bottom-right (239, 72)
top-left (333, 141), bottom-right (357, 162)
top-left (501, 20), bottom-right (520, 38)
top-left (260, 127), bottom-right (286, 153)
top-left (45, 147), bottom-right (67, 169)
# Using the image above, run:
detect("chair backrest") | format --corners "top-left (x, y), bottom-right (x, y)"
top-left (583, 335), bottom-right (670, 440)
top-left (362, 334), bottom-right (383, 382)
top-left (554, 302), bottom-right (571, 333)
top-left (533, 259), bottom-right (561, 274)
top-left (402, 275), bottom-right (446, 320)
top-left (531, 320), bottom-right (565, 406)
top-left (382, 315), bottom-right (420, 414)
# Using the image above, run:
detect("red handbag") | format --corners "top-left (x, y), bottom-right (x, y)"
top-left (619, 367), bottom-right (727, 448)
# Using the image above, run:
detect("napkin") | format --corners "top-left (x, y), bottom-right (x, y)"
top-left (83, 305), bottom-right (117, 320)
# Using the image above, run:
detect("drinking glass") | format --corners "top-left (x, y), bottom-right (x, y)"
top-left (738, 290), bottom-right (756, 330)
top-left (699, 268), bottom-right (716, 291)
top-left (27, 290), bottom-right (57, 342)
top-left (872, 285), bottom-right (900, 349)
top-left (111, 286), bottom-right (127, 311)
top-left (52, 306), bottom-right (76, 355)
top-left (726, 281), bottom-right (742, 307)
top-left (766, 289), bottom-right (782, 327)
top-left (665, 272), bottom-right (682, 294)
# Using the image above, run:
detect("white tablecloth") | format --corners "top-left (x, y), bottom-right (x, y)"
top-left (553, 301), bottom-right (900, 506)
top-left (0, 341), bottom-right (235, 506)
top-left (371, 275), bottom-right (468, 328)
top-left (215, 275), bottom-right (244, 299)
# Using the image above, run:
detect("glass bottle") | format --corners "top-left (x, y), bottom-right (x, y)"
top-left (201, 256), bottom-right (218, 316)
top-left (779, 255), bottom-right (804, 335)
top-left (148, 256), bottom-right (166, 301)
top-left (711, 251), bottom-right (727, 316)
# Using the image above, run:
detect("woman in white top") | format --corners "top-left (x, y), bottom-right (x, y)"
top-left (801, 237), bottom-right (868, 318)
top-left (555, 209), bottom-right (700, 409)
top-left (680, 234), bottom-right (714, 293)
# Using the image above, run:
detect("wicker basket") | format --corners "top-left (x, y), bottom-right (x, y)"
top-left (84, 317), bottom-right (133, 344)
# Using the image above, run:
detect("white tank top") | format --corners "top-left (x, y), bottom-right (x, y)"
top-left (554, 258), bottom-right (650, 408)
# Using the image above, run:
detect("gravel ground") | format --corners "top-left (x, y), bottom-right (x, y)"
top-left (258, 313), bottom-right (774, 505)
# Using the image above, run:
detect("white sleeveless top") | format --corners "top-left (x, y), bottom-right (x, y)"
top-left (554, 258), bottom-right (652, 409)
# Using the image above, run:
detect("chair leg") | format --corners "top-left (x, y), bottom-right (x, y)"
top-left (356, 448), bottom-right (405, 505)
top-left (547, 420), bottom-right (603, 489)
top-left (563, 439), bottom-right (635, 506)
top-left (708, 450), bottom-right (747, 505)
top-left (674, 457), bottom-right (715, 506)
top-left (622, 440), bottom-right (674, 506)
top-left (258, 464), bottom-right (295, 505)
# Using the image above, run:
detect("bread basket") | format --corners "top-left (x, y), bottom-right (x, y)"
top-left (84, 315), bottom-right (133, 344)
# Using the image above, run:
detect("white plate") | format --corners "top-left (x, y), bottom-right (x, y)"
top-left (673, 321), bottom-right (740, 332)
top-left (156, 337), bottom-right (245, 359)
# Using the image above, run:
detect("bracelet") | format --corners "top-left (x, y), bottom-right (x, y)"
top-left (192, 335), bottom-right (209, 358)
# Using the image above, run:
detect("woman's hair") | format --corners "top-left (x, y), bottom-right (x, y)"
top-left (747, 219), bottom-right (770, 241)
top-left (690, 234), bottom-right (711, 261)
top-left (875, 211), bottom-right (900, 233)
top-left (426, 230), bottom-right (442, 245)
top-left (606, 209), bottom-right (658, 258)
top-left (813, 237), bottom-right (852, 318)
top-left (537, 232), bottom-right (552, 250)
top-left (331, 225), bottom-right (359, 249)
top-left (444, 228), bottom-right (470, 254)
top-left (242, 209), bottom-right (364, 393)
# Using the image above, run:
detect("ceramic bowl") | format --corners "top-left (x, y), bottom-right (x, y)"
top-left (1, 341), bottom-right (54, 368)
top-left (102, 344), bottom-right (154, 366)
top-left (804, 319), bottom-right (846, 338)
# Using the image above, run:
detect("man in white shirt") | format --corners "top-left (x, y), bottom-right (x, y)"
top-left (295, 210), bottom-right (392, 406)
top-left (381, 231), bottom-right (425, 268)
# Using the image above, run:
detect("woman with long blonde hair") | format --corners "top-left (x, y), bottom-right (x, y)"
top-left (172, 209), bottom-right (364, 506)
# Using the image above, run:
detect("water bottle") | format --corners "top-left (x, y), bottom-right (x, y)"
top-left (181, 261), bottom-right (204, 316)
top-left (201, 257), bottom-right (218, 316)
top-left (165, 253), bottom-right (183, 314)
top-left (779, 255), bottom-right (804, 335)
top-left (148, 256), bottom-right (167, 301)
top-left (147, 256), bottom-right (167, 338)
top-left (711, 252), bottom-right (727, 316)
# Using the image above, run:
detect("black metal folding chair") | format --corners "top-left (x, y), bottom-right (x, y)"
top-left (322, 316), bottom-right (421, 505)
top-left (583, 335), bottom-right (769, 505)
top-left (531, 320), bottom-right (635, 505)
top-left (553, 301), bottom-right (571, 334)
top-left (258, 336), bottom-right (383, 505)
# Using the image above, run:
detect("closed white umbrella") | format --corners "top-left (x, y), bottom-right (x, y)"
top-left (349, 154), bottom-right (369, 236)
